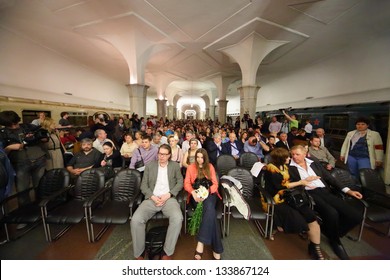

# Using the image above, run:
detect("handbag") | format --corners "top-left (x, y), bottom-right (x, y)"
top-left (134, 148), bottom-right (145, 171)
top-left (282, 187), bottom-right (310, 209)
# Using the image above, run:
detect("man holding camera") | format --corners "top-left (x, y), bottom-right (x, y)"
top-left (0, 111), bottom-right (47, 212)
top-left (241, 113), bottom-right (254, 130)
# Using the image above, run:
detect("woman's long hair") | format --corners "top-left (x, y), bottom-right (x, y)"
top-left (269, 147), bottom-right (290, 168)
top-left (195, 148), bottom-right (211, 179)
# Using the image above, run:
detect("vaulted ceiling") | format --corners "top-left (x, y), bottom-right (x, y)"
top-left (0, 0), bottom-right (389, 101)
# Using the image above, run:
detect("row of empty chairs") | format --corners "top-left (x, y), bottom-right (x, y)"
top-left (0, 168), bottom-right (141, 242)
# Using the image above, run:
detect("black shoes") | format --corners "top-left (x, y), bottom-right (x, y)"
top-left (308, 242), bottom-right (325, 260)
top-left (330, 241), bottom-right (350, 260)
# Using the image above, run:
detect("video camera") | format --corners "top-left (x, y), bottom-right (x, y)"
top-left (1, 125), bottom-right (50, 146)
top-left (279, 107), bottom-right (292, 113)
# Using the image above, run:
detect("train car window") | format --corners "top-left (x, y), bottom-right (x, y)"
top-left (22, 110), bottom-right (51, 124)
top-left (324, 114), bottom-right (348, 131)
top-left (67, 112), bottom-right (88, 127)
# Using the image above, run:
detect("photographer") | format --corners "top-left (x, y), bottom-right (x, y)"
top-left (241, 113), bottom-right (254, 130)
top-left (0, 111), bottom-right (47, 211)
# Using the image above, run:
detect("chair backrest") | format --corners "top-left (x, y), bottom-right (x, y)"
top-left (73, 168), bottom-right (105, 200)
top-left (330, 168), bottom-right (357, 190)
top-left (239, 152), bottom-right (258, 171)
top-left (36, 168), bottom-right (70, 199)
top-left (359, 168), bottom-right (387, 194)
top-left (216, 154), bottom-right (237, 176)
top-left (227, 167), bottom-right (255, 198)
top-left (111, 169), bottom-right (142, 201)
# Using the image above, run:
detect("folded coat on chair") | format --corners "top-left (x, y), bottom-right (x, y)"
top-left (220, 175), bottom-right (251, 220)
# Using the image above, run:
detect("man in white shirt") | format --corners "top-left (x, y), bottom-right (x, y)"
top-left (268, 116), bottom-right (282, 134)
top-left (131, 144), bottom-right (183, 260)
top-left (92, 129), bottom-right (115, 153)
top-left (288, 145), bottom-right (362, 260)
top-left (304, 119), bottom-right (313, 138)
top-left (181, 130), bottom-right (201, 154)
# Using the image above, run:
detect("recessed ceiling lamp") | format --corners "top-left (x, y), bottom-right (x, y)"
top-left (64, 92), bottom-right (73, 95)
top-left (306, 96), bottom-right (313, 99)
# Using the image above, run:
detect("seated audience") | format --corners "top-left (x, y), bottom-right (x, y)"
top-left (66, 138), bottom-right (102, 179)
top-left (101, 141), bottom-right (122, 169)
top-left (308, 136), bottom-right (336, 171)
top-left (221, 132), bottom-right (244, 160)
top-left (205, 133), bottom-right (223, 166)
top-left (264, 148), bottom-right (324, 259)
top-left (168, 135), bottom-right (183, 167)
top-left (93, 129), bottom-right (115, 153)
top-left (182, 138), bottom-right (199, 169)
top-left (181, 130), bottom-right (202, 154)
top-left (244, 134), bottom-right (269, 161)
top-left (275, 132), bottom-right (290, 151)
top-left (315, 128), bottom-right (335, 155)
top-left (120, 133), bottom-right (138, 159)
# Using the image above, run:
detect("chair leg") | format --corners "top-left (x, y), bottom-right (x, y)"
top-left (85, 208), bottom-right (92, 243)
top-left (3, 223), bottom-right (10, 242)
top-left (387, 223), bottom-right (390, 237)
top-left (184, 207), bottom-right (187, 234)
top-left (226, 206), bottom-right (231, 237)
top-left (268, 205), bottom-right (275, 240)
top-left (357, 207), bottom-right (367, 242)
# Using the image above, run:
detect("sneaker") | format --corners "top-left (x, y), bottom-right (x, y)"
top-left (16, 224), bottom-right (27, 230)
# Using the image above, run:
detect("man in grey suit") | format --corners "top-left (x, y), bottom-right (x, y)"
top-left (131, 144), bottom-right (183, 260)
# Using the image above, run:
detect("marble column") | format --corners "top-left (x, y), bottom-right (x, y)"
top-left (126, 84), bottom-right (149, 117)
top-left (238, 85), bottom-right (260, 123)
top-left (155, 99), bottom-right (167, 120)
top-left (209, 105), bottom-right (216, 121)
top-left (217, 99), bottom-right (228, 124)
top-left (167, 105), bottom-right (174, 120)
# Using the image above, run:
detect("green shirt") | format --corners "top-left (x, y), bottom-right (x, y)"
top-left (289, 119), bottom-right (299, 130)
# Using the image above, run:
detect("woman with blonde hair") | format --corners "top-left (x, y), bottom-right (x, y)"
top-left (134, 131), bottom-right (143, 147)
top-left (168, 134), bottom-right (183, 167)
top-left (41, 118), bottom-right (64, 170)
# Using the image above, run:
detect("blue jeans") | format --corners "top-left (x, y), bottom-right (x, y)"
top-left (14, 156), bottom-right (46, 206)
top-left (347, 155), bottom-right (371, 180)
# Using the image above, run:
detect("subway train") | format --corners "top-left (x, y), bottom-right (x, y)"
top-left (1, 99), bottom-right (390, 263)
top-left (0, 97), bottom-right (129, 129)
top-left (259, 101), bottom-right (389, 154)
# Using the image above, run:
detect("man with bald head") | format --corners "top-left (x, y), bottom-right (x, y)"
top-left (221, 132), bottom-right (244, 160)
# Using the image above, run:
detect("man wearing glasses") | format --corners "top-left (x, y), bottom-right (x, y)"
top-left (131, 144), bottom-right (183, 260)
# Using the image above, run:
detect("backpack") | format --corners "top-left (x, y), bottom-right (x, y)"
top-left (145, 226), bottom-right (167, 260)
